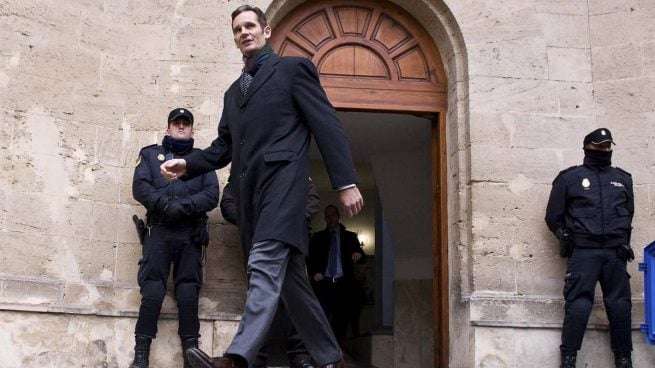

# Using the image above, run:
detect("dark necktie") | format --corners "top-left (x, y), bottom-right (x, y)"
top-left (240, 72), bottom-right (253, 96)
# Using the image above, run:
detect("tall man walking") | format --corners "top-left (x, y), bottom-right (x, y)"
top-left (546, 128), bottom-right (634, 368)
top-left (160, 5), bottom-right (363, 368)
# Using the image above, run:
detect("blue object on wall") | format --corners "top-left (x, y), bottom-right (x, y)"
top-left (640, 241), bottom-right (655, 345)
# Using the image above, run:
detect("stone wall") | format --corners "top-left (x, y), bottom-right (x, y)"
top-left (2, 0), bottom-right (655, 367)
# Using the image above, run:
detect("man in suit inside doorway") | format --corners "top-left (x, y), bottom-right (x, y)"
top-left (160, 4), bottom-right (363, 368)
top-left (309, 205), bottom-right (368, 347)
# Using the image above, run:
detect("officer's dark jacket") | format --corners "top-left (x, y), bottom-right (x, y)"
top-left (133, 139), bottom-right (219, 225)
top-left (545, 160), bottom-right (634, 248)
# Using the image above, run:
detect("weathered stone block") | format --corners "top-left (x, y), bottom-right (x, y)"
top-left (535, 0), bottom-right (588, 15)
top-left (0, 277), bottom-right (63, 305)
top-left (77, 164), bottom-right (121, 204)
top-left (536, 13), bottom-right (589, 48)
top-left (590, 8), bottom-right (655, 47)
top-left (644, 41), bottom-right (655, 76)
top-left (557, 81), bottom-right (595, 116)
top-left (548, 47), bottom-right (592, 82)
top-left (90, 202), bottom-right (119, 242)
top-left (212, 319), bottom-right (240, 355)
top-left (114, 242), bottom-right (141, 285)
top-left (472, 255), bottom-right (516, 292)
top-left (117, 205), bottom-right (143, 245)
top-left (470, 77), bottom-right (559, 115)
top-left (594, 78), bottom-right (655, 115)
top-left (592, 44), bottom-right (643, 82)
top-left (5, 192), bottom-right (52, 234)
top-left (468, 38), bottom-right (547, 79)
top-left (394, 279), bottom-right (433, 368)
top-left (471, 145), bottom-right (561, 183)
top-left (516, 257), bottom-right (566, 295)
top-left (72, 89), bottom-right (126, 128)
top-left (452, 1), bottom-right (541, 44)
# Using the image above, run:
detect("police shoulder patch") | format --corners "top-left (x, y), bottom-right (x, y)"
top-left (138, 143), bottom-right (158, 153)
top-left (136, 144), bottom-right (158, 167)
top-left (552, 165), bottom-right (579, 184)
top-left (615, 167), bottom-right (632, 177)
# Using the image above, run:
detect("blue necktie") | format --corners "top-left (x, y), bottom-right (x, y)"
top-left (327, 230), bottom-right (339, 277)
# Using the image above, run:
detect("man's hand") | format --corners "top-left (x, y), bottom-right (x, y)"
top-left (160, 159), bottom-right (187, 181)
top-left (352, 252), bottom-right (362, 262)
top-left (338, 186), bottom-right (364, 218)
top-left (313, 273), bottom-right (324, 282)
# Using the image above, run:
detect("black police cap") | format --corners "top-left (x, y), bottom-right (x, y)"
top-left (583, 128), bottom-right (615, 147)
top-left (168, 108), bottom-right (194, 124)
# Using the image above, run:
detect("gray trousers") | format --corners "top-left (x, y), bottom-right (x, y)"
top-left (226, 240), bottom-right (341, 366)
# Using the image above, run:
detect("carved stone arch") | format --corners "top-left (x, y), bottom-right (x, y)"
top-left (269, 0), bottom-right (447, 113)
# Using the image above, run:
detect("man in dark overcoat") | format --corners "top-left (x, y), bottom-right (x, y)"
top-left (160, 5), bottom-right (362, 368)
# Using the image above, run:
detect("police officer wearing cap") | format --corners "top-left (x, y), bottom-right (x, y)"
top-left (130, 108), bottom-right (219, 368)
top-left (546, 128), bottom-right (635, 368)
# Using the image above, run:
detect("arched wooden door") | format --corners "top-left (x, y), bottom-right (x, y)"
top-left (270, 1), bottom-right (449, 366)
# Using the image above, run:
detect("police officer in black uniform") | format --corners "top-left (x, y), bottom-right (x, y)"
top-left (546, 128), bottom-right (634, 368)
top-left (130, 108), bottom-right (219, 368)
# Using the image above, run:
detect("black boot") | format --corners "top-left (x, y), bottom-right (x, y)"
top-left (560, 350), bottom-right (576, 368)
top-left (290, 354), bottom-right (317, 368)
top-left (614, 352), bottom-right (632, 368)
top-left (181, 337), bottom-right (199, 368)
top-left (129, 335), bottom-right (151, 368)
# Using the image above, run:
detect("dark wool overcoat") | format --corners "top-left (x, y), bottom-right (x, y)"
top-left (185, 54), bottom-right (357, 254)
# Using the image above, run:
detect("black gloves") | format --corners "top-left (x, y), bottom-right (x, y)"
top-left (556, 228), bottom-right (572, 258)
top-left (154, 196), bottom-right (170, 213)
top-left (165, 198), bottom-right (194, 221)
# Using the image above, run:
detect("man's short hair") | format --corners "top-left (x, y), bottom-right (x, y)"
top-left (325, 205), bottom-right (340, 216)
top-left (231, 5), bottom-right (268, 27)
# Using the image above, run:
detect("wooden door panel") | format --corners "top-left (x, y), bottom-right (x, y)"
top-left (271, 0), bottom-right (447, 112)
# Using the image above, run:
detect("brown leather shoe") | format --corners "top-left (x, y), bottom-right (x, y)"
top-left (320, 358), bottom-right (346, 368)
top-left (185, 348), bottom-right (243, 368)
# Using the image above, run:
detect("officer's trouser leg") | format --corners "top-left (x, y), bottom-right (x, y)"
top-left (561, 248), bottom-right (602, 352)
top-left (600, 248), bottom-right (632, 353)
top-left (135, 229), bottom-right (171, 338)
top-left (173, 232), bottom-right (203, 339)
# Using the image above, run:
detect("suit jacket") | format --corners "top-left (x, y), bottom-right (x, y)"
top-left (308, 224), bottom-right (367, 281)
top-left (184, 54), bottom-right (357, 254)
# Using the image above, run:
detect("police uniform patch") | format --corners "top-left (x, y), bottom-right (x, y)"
top-left (157, 154), bottom-right (165, 161)
top-left (581, 178), bottom-right (590, 189)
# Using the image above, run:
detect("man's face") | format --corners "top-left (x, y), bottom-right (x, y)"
top-left (325, 207), bottom-right (340, 228)
top-left (586, 142), bottom-right (613, 152)
top-left (232, 10), bottom-right (271, 58)
top-left (166, 118), bottom-right (193, 140)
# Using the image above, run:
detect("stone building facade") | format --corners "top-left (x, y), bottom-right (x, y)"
top-left (1, 0), bottom-right (654, 367)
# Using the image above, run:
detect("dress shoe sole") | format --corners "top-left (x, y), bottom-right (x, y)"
top-left (185, 348), bottom-right (214, 368)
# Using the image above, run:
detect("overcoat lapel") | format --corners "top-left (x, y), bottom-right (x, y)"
top-left (239, 55), bottom-right (279, 107)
